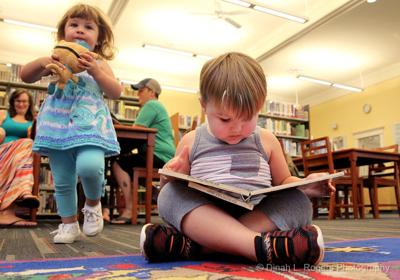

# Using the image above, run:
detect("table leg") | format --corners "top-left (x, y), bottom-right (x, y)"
top-left (145, 134), bottom-right (155, 224)
top-left (350, 157), bottom-right (360, 219)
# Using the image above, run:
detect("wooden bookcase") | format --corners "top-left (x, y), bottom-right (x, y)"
top-left (258, 101), bottom-right (310, 157)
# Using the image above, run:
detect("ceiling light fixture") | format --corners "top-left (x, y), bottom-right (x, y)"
top-left (222, 0), bottom-right (307, 24)
top-left (297, 75), bottom-right (363, 92)
top-left (107, 0), bottom-right (129, 25)
top-left (142, 44), bottom-right (212, 60)
top-left (297, 75), bottom-right (332, 86)
top-left (332, 83), bottom-right (363, 92)
top-left (120, 80), bottom-right (197, 94)
top-left (0, 18), bottom-right (56, 32)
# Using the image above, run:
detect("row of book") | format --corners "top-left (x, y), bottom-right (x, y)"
top-left (179, 114), bottom-right (199, 130)
top-left (0, 63), bottom-right (51, 86)
top-left (262, 100), bottom-right (309, 120)
top-left (104, 98), bottom-right (139, 121)
top-left (258, 118), bottom-right (309, 138)
top-left (280, 139), bottom-right (303, 157)
top-left (37, 190), bottom-right (57, 214)
top-left (38, 166), bottom-right (54, 189)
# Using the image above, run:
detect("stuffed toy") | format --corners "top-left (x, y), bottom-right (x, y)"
top-left (46, 40), bottom-right (98, 90)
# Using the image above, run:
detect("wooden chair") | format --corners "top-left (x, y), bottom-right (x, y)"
top-left (30, 119), bottom-right (40, 222)
top-left (130, 114), bottom-right (182, 224)
top-left (300, 137), bottom-right (364, 219)
top-left (363, 144), bottom-right (400, 218)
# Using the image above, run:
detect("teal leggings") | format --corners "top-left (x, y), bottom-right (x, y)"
top-left (48, 146), bottom-right (105, 217)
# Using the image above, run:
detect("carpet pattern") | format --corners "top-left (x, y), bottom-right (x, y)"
top-left (0, 237), bottom-right (399, 279)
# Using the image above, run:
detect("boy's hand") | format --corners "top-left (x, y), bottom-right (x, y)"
top-left (160, 146), bottom-right (190, 186)
top-left (299, 172), bottom-right (336, 198)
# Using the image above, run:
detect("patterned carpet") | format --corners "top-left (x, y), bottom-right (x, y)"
top-left (1, 237), bottom-right (399, 279)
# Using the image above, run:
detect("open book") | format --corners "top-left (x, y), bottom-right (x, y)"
top-left (159, 169), bottom-right (345, 210)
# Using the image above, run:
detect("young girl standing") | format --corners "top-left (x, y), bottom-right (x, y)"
top-left (140, 52), bottom-right (335, 267)
top-left (20, 4), bottom-right (121, 243)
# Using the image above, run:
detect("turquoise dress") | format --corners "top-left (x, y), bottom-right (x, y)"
top-left (1, 113), bottom-right (32, 143)
top-left (33, 71), bottom-right (120, 157)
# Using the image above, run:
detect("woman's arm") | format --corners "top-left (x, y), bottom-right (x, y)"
top-left (0, 111), bottom-right (6, 125)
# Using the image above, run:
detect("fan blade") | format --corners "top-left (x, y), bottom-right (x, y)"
top-left (224, 17), bottom-right (241, 29)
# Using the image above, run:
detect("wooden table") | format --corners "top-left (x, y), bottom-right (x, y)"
top-left (293, 148), bottom-right (400, 219)
top-left (114, 125), bottom-right (157, 223)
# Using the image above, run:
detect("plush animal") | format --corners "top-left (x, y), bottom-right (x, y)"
top-left (46, 40), bottom-right (98, 90)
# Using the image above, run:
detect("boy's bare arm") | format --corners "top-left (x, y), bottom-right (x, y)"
top-left (160, 130), bottom-right (195, 187)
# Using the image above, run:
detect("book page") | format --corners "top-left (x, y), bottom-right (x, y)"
top-left (249, 171), bottom-right (345, 196)
top-left (158, 169), bottom-right (251, 196)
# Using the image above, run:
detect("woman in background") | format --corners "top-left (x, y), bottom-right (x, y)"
top-left (0, 89), bottom-right (39, 227)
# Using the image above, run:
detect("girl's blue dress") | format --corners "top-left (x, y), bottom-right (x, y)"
top-left (33, 71), bottom-right (120, 157)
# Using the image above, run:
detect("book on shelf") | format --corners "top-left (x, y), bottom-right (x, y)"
top-left (158, 169), bottom-right (345, 210)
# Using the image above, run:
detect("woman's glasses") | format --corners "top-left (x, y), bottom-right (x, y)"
top-left (15, 99), bottom-right (29, 104)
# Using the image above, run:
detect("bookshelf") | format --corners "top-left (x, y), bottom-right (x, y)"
top-left (105, 85), bottom-right (140, 125)
top-left (258, 101), bottom-right (310, 157)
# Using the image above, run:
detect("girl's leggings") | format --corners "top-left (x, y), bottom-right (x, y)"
top-left (48, 146), bottom-right (105, 217)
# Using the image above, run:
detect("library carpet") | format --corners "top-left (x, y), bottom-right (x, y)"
top-left (0, 237), bottom-right (399, 279)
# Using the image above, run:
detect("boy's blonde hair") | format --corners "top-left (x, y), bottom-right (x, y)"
top-left (57, 4), bottom-right (115, 60)
top-left (200, 52), bottom-right (267, 120)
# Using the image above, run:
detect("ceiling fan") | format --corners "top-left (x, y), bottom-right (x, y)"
top-left (194, 0), bottom-right (245, 29)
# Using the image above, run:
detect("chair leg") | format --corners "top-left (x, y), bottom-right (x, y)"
top-left (145, 181), bottom-right (153, 224)
top-left (372, 182), bottom-right (379, 219)
top-left (328, 193), bottom-right (336, 220)
top-left (344, 189), bottom-right (349, 219)
top-left (367, 185), bottom-right (375, 218)
top-left (394, 182), bottom-right (400, 217)
top-left (358, 183), bottom-right (365, 219)
top-left (335, 191), bottom-right (342, 218)
top-left (131, 171), bottom-right (140, 225)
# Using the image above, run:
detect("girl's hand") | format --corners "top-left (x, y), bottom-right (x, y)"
top-left (298, 172), bottom-right (336, 198)
top-left (42, 56), bottom-right (65, 76)
top-left (160, 146), bottom-right (190, 186)
top-left (78, 52), bottom-right (100, 76)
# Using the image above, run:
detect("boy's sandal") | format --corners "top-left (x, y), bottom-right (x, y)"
top-left (110, 216), bottom-right (132, 225)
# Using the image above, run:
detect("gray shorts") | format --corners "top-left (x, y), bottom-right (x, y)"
top-left (157, 180), bottom-right (312, 231)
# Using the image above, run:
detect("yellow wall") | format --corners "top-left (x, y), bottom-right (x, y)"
top-left (159, 90), bottom-right (202, 120)
top-left (310, 75), bottom-right (400, 209)
top-left (310, 76), bottom-right (400, 145)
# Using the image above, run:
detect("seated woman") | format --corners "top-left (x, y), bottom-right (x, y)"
top-left (0, 89), bottom-right (39, 227)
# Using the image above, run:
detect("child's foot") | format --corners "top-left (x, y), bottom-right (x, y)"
top-left (82, 203), bottom-right (103, 236)
top-left (255, 224), bottom-right (324, 267)
top-left (51, 222), bottom-right (81, 244)
top-left (140, 223), bottom-right (201, 262)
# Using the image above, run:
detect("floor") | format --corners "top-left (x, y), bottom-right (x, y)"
top-left (1, 213), bottom-right (399, 261)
